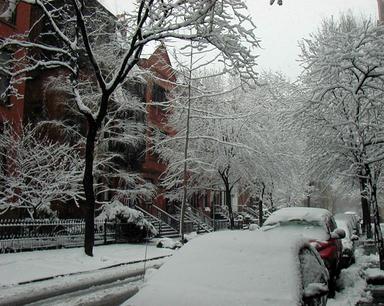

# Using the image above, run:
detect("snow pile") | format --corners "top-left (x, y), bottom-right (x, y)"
top-left (248, 223), bottom-right (260, 231)
top-left (96, 200), bottom-right (157, 236)
top-left (327, 249), bottom-right (375, 306)
top-left (126, 230), bottom-right (309, 306)
top-left (184, 231), bottom-right (198, 241)
top-left (156, 238), bottom-right (182, 250)
top-left (365, 268), bottom-right (384, 281)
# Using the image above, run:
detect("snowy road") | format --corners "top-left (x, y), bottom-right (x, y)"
top-left (0, 260), bottom-right (165, 306)
top-left (26, 274), bottom-right (142, 306)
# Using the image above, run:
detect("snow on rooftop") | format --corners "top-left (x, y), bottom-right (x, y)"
top-left (127, 230), bottom-right (307, 306)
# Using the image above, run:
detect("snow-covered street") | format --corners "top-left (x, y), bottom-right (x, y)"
top-left (0, 243), bottom-right (174, 286)
top-left (0, 233), bottom-right (382, 306)
top-left (0, 243), bottom-right (174, 305)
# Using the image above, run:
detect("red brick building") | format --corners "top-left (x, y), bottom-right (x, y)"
top-left (0, 0), bottom-right (33, 133)
top-left (0, 0), bottom-right (180, 217)
top-left (138, 43), bottom-right (177, 211)
top-left (0, 1), bottom-right (219, 226)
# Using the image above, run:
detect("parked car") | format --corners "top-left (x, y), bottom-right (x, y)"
top-left (126, 230), bottom-right (329, 306)
top-left (261, 207), bottom-right (345, 292)
top-left (334, 213), bottom-right (359, 268)
top-left (344, 211), bottom-right (361, 235)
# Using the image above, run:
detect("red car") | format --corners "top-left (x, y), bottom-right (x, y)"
top-left (262, 207), bottom-right (345, 293)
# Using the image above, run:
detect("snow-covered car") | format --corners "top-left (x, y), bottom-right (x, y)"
top-left (126, 230), bottom-right (329, 306)
top-left (261, 207), bottom-right (345, 292)
top-left (344, 211), bottom-right (361, 235)
top-left (334, 213), bottom-right (359, 268)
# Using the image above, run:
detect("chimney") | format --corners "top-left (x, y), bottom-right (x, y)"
top-left (378, 0), bottom-right (384, 25)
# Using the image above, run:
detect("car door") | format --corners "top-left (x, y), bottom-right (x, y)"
top-left (329, 216), bottom-right (343, 266)
top-left (300, 246), bottom-right (329, 306)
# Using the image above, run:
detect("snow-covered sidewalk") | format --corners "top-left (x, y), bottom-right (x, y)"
top-left (327, 247), bottom-right (379, 305)
top-left (0, 242), bottom-right (174, 287)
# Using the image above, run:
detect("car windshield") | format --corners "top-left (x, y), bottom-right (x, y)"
top-left (263, 218), bottom-right (329, 241)
top-left (266, 219), bottom-right (323, 228)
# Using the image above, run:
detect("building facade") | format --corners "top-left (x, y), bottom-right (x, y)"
top-left (0, 0), bottom-right (33, 133)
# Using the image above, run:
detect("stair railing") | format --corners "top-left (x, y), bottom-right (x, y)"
top-left (238, 205), bottom-right (259, 220)
top-left (174, 204), bottom-right (213, 232)
top-left (187, 206), bottom-right (214, 229)
top-left (150, 205), bottom-right (180, 232)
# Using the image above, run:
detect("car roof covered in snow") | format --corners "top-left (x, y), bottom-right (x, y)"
top-left (263, 207), bottom-right (332, 226)
top-left (127, 230), bottom-right (313, 306)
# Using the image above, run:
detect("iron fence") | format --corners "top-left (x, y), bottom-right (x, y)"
top-left (0, 219), bottom-right (116, 253)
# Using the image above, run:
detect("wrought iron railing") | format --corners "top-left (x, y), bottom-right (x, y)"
top-left (151, 205), bottom-right (181, 232)
top-left (175, 205), bottom-right (214, 233)
top-left (0, 219), bottom-right (116, 253)
top-left (187, 206), bottom-right (214, 230)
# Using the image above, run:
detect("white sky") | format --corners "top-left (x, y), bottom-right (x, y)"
top-left (100, 0), bottom-right (378, 80)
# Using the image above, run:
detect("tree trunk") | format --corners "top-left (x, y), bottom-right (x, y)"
top-left (225, 186), bottom-right (234, 229)
top-left (179, 41), bottom-right (194, 241)
top-left (83, 120), bottom-right (97, 256)
top-left (360, 175), bottom-right (372, 239)
top-left (258, 183), bottom-right (265, 227)
top-left (218, 168), bottom-right (234, 229)
top-left (369, 173), bottom-right (384, 269)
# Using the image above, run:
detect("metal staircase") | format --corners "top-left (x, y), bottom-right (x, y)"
top-left (135, 206), bottom-right (180, 238)
top-left (238, 205), bottom-right (259, 222)
top-left (174, 205), bottom-right (214, 234)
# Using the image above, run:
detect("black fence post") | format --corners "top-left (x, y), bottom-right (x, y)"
top-left (104, 219), bottom-right (107, 245)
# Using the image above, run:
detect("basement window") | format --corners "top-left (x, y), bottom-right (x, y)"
top-left (0, 0), bottom-right (17, 24)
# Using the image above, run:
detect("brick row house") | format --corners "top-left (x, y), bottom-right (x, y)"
top-left (0, 1), bottom-right (198, 223)
top-left (0, 0), bottom-right (252, 232)
top-left (0, 0), bottom-right (32, 133)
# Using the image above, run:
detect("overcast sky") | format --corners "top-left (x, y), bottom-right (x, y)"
top-left (101, 0), bottom-right (378, 80)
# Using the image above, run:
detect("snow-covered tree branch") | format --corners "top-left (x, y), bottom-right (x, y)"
top-left (0, 123), bottom-right (83, 218)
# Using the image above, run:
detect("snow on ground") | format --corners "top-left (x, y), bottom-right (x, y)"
top-left (327, 248), bottom-right (375, 306)
top-left (365, 267), bottom-right (384, 280)
top-left (0, 242), bottom-right (174, 286)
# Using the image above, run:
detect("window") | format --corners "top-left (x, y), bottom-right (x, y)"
top-left (0, 51), bottom-right (11, 106)
top-left (0, 0), bottom-right (17, 24)
top-left (299, 247), bottom-right (328, 289)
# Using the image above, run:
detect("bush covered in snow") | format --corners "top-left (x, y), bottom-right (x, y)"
top-left (156, 238), bottom-right (183, 249)
top-left (96, 200), bottom-right (157, 243)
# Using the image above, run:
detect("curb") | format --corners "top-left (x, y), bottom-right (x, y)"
top-left (16, 254), bottom-right (172, 286)
top-left (0, 255), bottom-right (171, 306)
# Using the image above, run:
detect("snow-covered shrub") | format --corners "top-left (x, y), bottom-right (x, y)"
top-left (156, 237), bottom-right (182, 249)
top-left (96, 200), bottom-right (157, 242)
top-left (249, 223), bottom-right (260, 231)
top-left (184, 231), bottom-right (197, 241)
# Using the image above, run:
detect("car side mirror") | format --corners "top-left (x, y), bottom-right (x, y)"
top-left (303, 283), bottom-right (329, 299)
top-left (331, 228), bottom-right (346, 239)
top-left (351, 234), bottom-right (359, 241)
